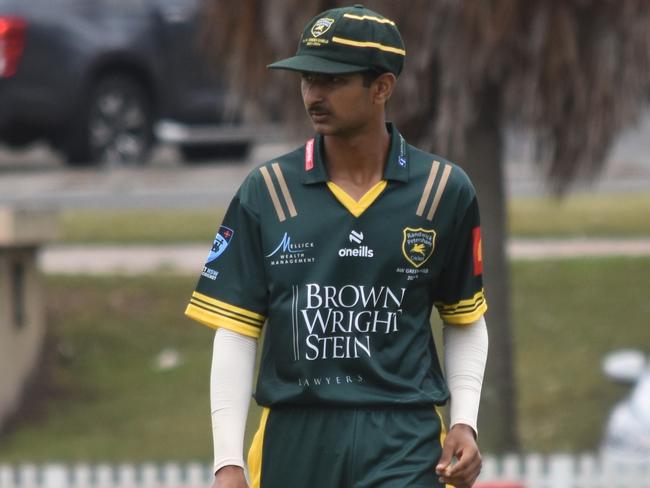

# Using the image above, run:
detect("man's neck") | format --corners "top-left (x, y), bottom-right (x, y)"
top-left (323, 122), bottom-right (391, 200)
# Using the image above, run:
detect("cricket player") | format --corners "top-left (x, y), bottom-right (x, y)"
top-left (185, 5), bottom-right (489, 487)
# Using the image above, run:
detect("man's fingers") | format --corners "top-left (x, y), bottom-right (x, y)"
top-left (448, 455), bottom-right (481, 479)
top-left (435, 438), bottom-right (457, 474)
top-left (438, 449), bottom-right (482, 487)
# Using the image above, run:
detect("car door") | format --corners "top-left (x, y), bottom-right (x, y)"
top-left (152, 0), bottom-right (233, 124)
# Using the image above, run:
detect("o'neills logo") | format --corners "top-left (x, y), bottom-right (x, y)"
top-left (338, 230), bottom-right (374, 258)
top-left (290, 283), bottom-right (405, 361)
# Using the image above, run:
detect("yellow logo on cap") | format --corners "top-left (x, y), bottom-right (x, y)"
top-left (311, 18), bottom-right (334, 38)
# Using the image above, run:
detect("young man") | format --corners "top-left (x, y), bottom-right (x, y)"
top-left (185, 5), bottom-right (489, 488)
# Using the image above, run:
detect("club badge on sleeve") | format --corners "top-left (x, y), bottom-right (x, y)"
top-left (206, 225), bottom-right (234, 264)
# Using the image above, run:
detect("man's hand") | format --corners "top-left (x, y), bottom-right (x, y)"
top-left (435, 423), bottom-right (482, 488)
top-left (211, 465), bottom-right (248, 488)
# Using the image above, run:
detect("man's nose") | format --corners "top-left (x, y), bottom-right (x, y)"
top-left (302, 81), bottom-right (325, 105)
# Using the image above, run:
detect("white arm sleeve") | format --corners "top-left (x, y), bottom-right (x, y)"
top-left (210, 328), bottom-right (257, 474)
top-left (442, 315), bottom-right (489, 435)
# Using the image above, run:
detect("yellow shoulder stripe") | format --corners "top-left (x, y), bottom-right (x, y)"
top-left (327, 180), bottom-right (387, 217)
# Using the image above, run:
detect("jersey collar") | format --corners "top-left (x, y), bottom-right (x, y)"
top-left (301, 122), bottom-right (410, 185)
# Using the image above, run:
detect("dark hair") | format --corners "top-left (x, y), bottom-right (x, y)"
top-left (361, 70), bottom-right (383, 87)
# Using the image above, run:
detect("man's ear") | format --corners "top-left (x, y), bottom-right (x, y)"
top-left (373, 72), bottom-right (397, 104)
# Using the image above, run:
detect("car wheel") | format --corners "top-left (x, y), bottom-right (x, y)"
top-left (179, 142), bottom-right (250, 163)
top-left (64, 74), bottom-right (153, 166)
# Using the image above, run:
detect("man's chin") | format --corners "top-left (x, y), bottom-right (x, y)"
top-left (309, 122), bottom-right (335, 135)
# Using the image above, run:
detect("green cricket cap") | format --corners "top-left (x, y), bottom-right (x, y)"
top-left (267, 4), bottom-right (405, 76)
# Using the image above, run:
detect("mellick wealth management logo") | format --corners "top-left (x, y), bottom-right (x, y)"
top-left (266, 232), bottom-right (316, 266)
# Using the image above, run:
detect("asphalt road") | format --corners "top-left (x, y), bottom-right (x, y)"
top-left (1, 138), bottom-right (650, 210)
top-left (0, 142), bottom-right (295, 209)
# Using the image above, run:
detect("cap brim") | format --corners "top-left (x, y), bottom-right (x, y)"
top-left (267, 54), bottom-right (367, 74)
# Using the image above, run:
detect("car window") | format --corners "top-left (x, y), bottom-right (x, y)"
top-left (0, 0), bottom-right (152, 12)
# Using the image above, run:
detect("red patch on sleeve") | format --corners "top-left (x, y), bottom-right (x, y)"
top-left (305, 138), bottom-right (315, 171)
top-left (473, 226), bottom-right (483, 276)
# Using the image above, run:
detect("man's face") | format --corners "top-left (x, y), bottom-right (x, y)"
top-left (300, 72), bottom-right (376, 136)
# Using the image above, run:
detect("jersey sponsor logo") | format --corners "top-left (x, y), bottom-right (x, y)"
top-left (205, 225), bottom-right (234, 264)
top-left (338, 230), bottom-right (374, 258)
top-left (292, 283), bottom-right (405, 361)
top-left (266, 232), bottom-right (316, 266)
top-left (311, 17), bottom-right (334, 38)
top-left (473, 226), bottom-right (483, 276)
top-left (402, 227), bottom-right (436, 268)
top-left (305, 138), bottom-right (315, 171)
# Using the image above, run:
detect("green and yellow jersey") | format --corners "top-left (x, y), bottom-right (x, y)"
top-left (185, 123), bottom-right (487, 407)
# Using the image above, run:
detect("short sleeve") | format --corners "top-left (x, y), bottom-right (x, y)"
top-left (185, 191), bottom-right (268, 338)
top-left (432, 196), bottom-right (487, 325)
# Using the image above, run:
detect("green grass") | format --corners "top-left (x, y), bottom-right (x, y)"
top-left (512, 257), bottom-right (650, 453)
top-left (0, 275), bottom-right (214, 462)
top-left (508, 192), bottom-right (650, 237)
top-left (59, 210), bottom-right (224, 244)
top-left (56, 192), bottom-right (650, 243)
top-left (0, 258), bottom-right (649, 461)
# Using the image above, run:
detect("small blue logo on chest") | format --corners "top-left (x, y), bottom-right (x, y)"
top-left (398, 135), bottom-right (408, 167)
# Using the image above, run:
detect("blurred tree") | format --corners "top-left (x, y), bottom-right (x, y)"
top-left (201, 0), bottom-right (650, 452)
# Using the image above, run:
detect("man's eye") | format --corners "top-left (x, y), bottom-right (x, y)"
top-left (301, 74), bottom-right (346, 85)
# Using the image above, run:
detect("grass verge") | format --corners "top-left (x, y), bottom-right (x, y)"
top-left (0, 257), bottom-right (648, 461)
top-left (57, 192), bottom-right (650, 244)
top-left (508, 192), bottom-right (650, 237)
top-left (512, 257), bottom-right (650, 452)
top-left (59, 210), bottom-right (223, 244)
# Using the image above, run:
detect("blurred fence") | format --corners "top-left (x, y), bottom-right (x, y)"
top-left (1, 454), bottom-right (650, 488)
top-left (480, 453), bottom-right (650, 487)
top-left (0, 463), bottom-right (212, 488)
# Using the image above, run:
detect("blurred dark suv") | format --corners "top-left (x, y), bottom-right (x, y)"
top-left (0, 0), bottom-right (249, 165)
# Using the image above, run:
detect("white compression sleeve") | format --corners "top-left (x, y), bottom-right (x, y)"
top-left (442, 315), bottom-right (489, 434)
top-left (210, 328), bottom-right (257, 475)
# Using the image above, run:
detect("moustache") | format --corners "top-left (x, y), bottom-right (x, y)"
top-left (307, 104), bottom-right (330, 116)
